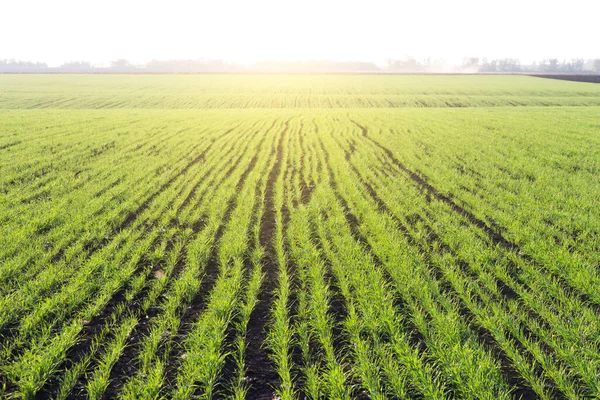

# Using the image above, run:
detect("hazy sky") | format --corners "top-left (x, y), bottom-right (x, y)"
top-left (2, 0), bottom-right (598, 66)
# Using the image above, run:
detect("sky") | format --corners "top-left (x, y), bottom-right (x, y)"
top-left (1, 0), bottom-right (598, 66)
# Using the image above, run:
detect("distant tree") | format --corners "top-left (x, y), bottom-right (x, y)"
top-left (0, 59), bottom-right (48, 72)
top-left (538, 58), bottom-right (560, 73)
top-left (146, 59), bottom-right (201, 72)
top-left (554, 59), bottom-right (585, 73)
top-left (571, 59), bottom-right (585, 72)
top-left (594, 59), bottom-right (600, 73)
top-left (497, 58), bottom-right (521, 72)
top-left (59, 61), bottom-right (93, 72)
top-left (386, 57), bottom-right (421, 72)
top-left (110, 59), bottom-right (132, 69)
top-left (480, 58), bottom-right (497, 72)
top-left (460, 58), bottom-right (479, 72)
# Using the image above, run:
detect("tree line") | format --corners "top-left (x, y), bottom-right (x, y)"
top-left (1, 58), bottom-right (600, 73)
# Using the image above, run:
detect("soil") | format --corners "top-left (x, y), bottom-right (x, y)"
top-left (530, 74), bottom-right (600, 83)
top-left (243, 121), bottom-right (289, 400)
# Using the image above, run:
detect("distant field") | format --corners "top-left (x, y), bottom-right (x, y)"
top-left (1, 75), bottom-right (599, 399)
top-left (3, 74), bottom-right (600, 108)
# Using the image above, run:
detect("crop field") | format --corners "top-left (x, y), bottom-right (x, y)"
top-left (0, 74), bottom-right (599, 400)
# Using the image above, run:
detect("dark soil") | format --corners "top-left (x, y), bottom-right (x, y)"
top-left (530, 74), bottom-right (600, 83)
top-left (243, 121), bottom-right (289, 399)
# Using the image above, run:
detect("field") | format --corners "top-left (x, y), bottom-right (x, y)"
top-left (0, 74), bottom-right (599, 400)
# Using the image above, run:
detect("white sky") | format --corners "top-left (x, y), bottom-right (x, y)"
top-left (1, 0), bottom-right (598, 66)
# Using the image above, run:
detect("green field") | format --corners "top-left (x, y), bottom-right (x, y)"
top-left (1, 74), bottom-right (599, 399)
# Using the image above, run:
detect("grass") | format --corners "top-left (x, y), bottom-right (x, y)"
top-left (0, 74), bottom-right (599, 399)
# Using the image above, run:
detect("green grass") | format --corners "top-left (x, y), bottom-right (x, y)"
top-left (0, 74), bottom-right (599, 399)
